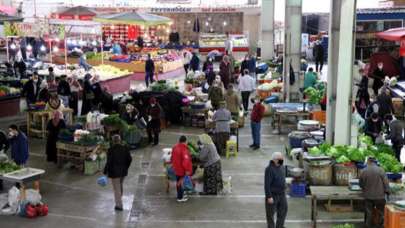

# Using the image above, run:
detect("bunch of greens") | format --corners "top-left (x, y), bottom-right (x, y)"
top-left (101, 114), bottom-right (128, 131)
top-left (359, 134), bottom-right (374, 147)
top-left (304, 87), bottom-right (324, 104)
top-left (0, 161), bottom-right (20, 174)
top-left (377, 153), bottom-right (403, 174)
top-left (75, 134), bottom-right (102, 146)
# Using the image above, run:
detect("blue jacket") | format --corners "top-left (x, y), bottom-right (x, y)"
top-left (264, 161), bottom-right (286, 198)
top-left (10, 132), bottom-right (29, 165)
top-left (190, 55), bottom-right (200, 71)
top-left (248, 57), bottom-right (256, 74)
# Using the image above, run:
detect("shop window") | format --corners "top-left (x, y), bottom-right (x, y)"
top-left (384, 20), bottom-right (403, 30)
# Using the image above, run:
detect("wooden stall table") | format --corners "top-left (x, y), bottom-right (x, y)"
top-left (27, 108), bottom-right (74, 138)
top-left (56, 142), bottom-right (98, 173)
top-left (0, 168), bottom-right (45, 199)
top-left (181, 106), bottom-right (209, 128)
top-left (310, 186), bottom-right (364, 228)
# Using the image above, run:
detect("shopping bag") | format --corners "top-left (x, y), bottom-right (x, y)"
top-left (183, 176), bottom-right (193, 191)
top-left (166, 166), bottom-right (176, 181)
top-left (97, 176), bottom-right (108, 187)
top-left (192, 167), bottom-right (204, 180)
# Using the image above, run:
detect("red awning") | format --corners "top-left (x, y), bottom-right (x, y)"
top-left (54, 6), bottom-right (97, 21)
top-left (376, 27), bottom-right (405, 41)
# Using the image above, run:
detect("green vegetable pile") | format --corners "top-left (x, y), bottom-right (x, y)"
top-left (75, 134), bottom-right (102, 146)
top-left (304, 86), bottom-right (325, 105)
top-left (101, 114), bottom-right (128, 131)
top-left (0, 161), bottom-right (20, 174)
top-left (150, 81), bottom-right (177, 92)
top-left (308, 134), bottom-right (403, 173)
top-left (187, 141), bottom-right (199, 157)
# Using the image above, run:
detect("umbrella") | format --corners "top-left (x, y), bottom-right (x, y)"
top-left (376, 27), bottom-right (405, 41)
top-left (93, 12), bottom-right (171, 26)
top-left (193, 18), bottom-right (200, 33)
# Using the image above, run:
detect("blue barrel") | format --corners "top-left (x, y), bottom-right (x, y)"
top-left (264, 95), bottom-right (279, 104)
top-left (288, 131), bottom-right (311, 149)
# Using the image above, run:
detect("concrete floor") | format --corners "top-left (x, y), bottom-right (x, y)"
top-left (0, 114), bottom-right (366, 228)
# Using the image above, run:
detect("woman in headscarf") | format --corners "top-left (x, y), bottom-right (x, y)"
top-left (69, 75), bottom-right (82, 116)
top-left (46, 92), bottom-right (65, 112)
top-left (38, 80), bottom-right (50, 103)
top-left (91, 75), bottom-right (103, 109)
top-left (208, 79), bottom-right (224, 110)
top-left (203, 57), bottom-right (215, 86)
top-left (46, 111), bottom-right (66, 163)
top-left (82, 73), bottom-right (94, 115)
top-left (219, 55), bottom-right (231, 89)
top-left (198, 134), bottom-right (223, 195)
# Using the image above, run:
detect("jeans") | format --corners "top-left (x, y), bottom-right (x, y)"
top-left (265, 194), bottom-right (288, 228)
top-left (251, 121), bottom-right (261, 147)
top-left (145, 72), bottom-right (154, 87)
top-left (365, 199), bottom-right (385, 228)
top-left (111, 177), bottom-right (124, 208)
top-left (176, 176), bottom-right (184, 200)
top-left (241, 91), bottom-right (251, 112)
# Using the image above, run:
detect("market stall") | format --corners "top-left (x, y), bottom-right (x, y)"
top-left (27, 108), bottom-right (73, 138)
top-left (199, 33), bottom-right (249, 54)
top-left (0, 85), bottom-right (20, 117)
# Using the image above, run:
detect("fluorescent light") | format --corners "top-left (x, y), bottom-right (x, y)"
top-left (26, 44), bottom-right (32, 51)
top-left (52, 46), bottom-right (59, 53)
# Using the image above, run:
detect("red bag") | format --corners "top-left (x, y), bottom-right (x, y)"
top-left (25, 204), bottom-right (37, 218)
top-left (36, 204), bottom-right (49, 216)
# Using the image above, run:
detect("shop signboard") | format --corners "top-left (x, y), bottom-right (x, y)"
top-left (4, 22), bottom-right (50, 37)
top-left (150, 6), bottom-right (238, 13)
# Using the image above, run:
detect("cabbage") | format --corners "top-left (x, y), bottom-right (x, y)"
top-left (309, 147), bottom-right (322, 156)
top-left (336, 155), bottom-right (351, 164)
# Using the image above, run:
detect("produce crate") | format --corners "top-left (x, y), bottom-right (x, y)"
top-left (310, 111), bottom-right (326, 125)
top-left (384, 205), bottom-right (405, 228)
top-left (56, 142), bottom-right (97, 172)
top-left (257, 89), bottom-right (272, 100)
top-left (84, 160), bottom-right (99, 175)
top-left (98, 156), bottom-right (107, 172)
top-left (289, 182), bottom-right (306, 197)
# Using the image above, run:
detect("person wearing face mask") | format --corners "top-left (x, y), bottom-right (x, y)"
top-left (147, 97), bottom-right (161, 146)
top-left (82, 73), bottom-right (95, 115)
top-left (203, 58), bottom-right (216, 86)
top-left (57, 75), bottom-right (71, 108)
top-left (264, 152), bottom-right (287, 228)
top-left (372, 62), bottom-right (386, 96)
top-left (219, 55), bottom-right (231, 89)
top-left (364, 112), bottom-right (383, 144)
top-left (38, 80), bottom-right (50, 103)
top-left (8, 124), bottom-right (29, 166)
top-left (22, 73), bottom-right (41, 104)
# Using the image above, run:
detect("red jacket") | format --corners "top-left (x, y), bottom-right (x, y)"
top-left (251, 103), bottom-right (265, 123)
top-left (171, 143), bottom-right (193, 177)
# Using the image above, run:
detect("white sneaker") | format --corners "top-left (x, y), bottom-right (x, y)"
top-left (177, 197), bottom-right (189, 202)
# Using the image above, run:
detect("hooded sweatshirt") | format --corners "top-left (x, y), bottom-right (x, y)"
top-left (264, 160), bottom-right (286, 198)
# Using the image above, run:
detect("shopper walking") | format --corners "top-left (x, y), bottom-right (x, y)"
top-left (313, 40), bottom-right (324, 73)
top-left (8, 124), bottom-right (29, 166)
top-left (224, 85), bottom-right (241, 120)
top-left (104, 135), bottom-right (132, 211)
top-left (248, 54), bottom-right (257, 79)
top-left (69, 75), bottom-right (82, 116)
top-left (212, 101), bottom-right (231, 156)
top-left (182, 50), bottom-right (192, 75)
top-left (241, 54), bottom-right (249, 74)
top-left (208, 80), bottom-right (224, 110)
top-left (203, 58), bottom-right (215, 86)
top-left (171, 135), bottom-right (193, 202)
top-left (22, 73), bottom-right (41, 105)
top-left (220, 55), bottom-right (231, 89)
top-left (238, 69), bottom-right (255, 113)
top-left (385, 114), bottom-right (404, 162)
top-left (145, 54), bottom-right (155, 87)
top-left (376, 87), bottom-right (393, 120)
top-left (147, 97), bottom-right (161, 146)
top-left (190, 52), bottom-right (200, 72)
top-left (57, 75), bottom-right (71, 107)
top-left (46, 111), bottom-right (66, 163)
top-left (250, 98), bottom-right (265, 150)
top-left (264, 152), bottom-right (287, 228)
top-left (359, 156), bottom-right (389, 228)
top-left (198, 134), bottom-right (223, 195)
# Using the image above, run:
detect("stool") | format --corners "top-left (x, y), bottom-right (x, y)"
top-left (226, 140), bottom-right (238, 159)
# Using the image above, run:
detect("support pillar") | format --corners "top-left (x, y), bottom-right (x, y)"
top-left (261, 0), bottom-right (275, 60)
top-left (325, 0), bottom-right (342, 143)
top-left (283, 0), bottom-right (302, 102)
top-left (333, 0), bottom-right (357, 145)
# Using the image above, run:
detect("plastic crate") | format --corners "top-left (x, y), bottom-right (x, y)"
top-left (290, 182), bottom-right (306, 197)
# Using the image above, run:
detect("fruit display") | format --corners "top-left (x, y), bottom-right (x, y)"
top-left (199, 33), bottom-right (249, 48)
top-left (0, 85), bottom-right (20, 97)
top-left (92, 64), bottom-right (132, 80)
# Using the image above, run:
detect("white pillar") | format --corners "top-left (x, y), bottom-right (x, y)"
top-left (325, 0), bottom-right (342, 143)
top-left (283, 0), bottom-right (302, 102)
top-left (261, 0), bottom-right (274, 60)
top-left (334, 0), bottom-right (357, 145)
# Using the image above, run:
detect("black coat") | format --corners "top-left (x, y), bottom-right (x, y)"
top-left (313, 44), bottom-right (324, 60)
top-left (241, 60), bottom-right (249, 73)
top-left (376, 93), bottom-right (393, 118)
top-left (23, 79), bottom-right (41, 104)
top-left (104, 144), bottom-right (132, 178)
top-left (364, 118), bottom-right (382, 140)
top-left (145, 59), bottom-right (155, 74)
top-left (57, 80), bottom-right (71, 96)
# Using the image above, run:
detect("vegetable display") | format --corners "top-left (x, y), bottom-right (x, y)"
top-left (101, 114), bottom-right (128, 131)
top-left (304, 87), bottom-right (324, 105)
top-left (150, 80), bottom-right (177, 92)
top-left (0, 161), bottom-right (21, 174)
top-left (74, 133), bottom-right (102, 146)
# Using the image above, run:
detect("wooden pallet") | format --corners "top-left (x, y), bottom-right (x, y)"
top-left (324, 199), bottom-right (353, 212)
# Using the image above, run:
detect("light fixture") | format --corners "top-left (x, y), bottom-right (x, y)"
top-left (26, 44), bottom-right (32, 51)
top-left (54, 37), bottom-right (60, 43)
top-left (92, 40), bottom-right (97, 46)
top-left (10, 43), bottom-right (16, 50)
top-left (40, 45), bottom-right (46, 52)
top-left (223, 21), bottom-right (227, 26)
top-left (205, 21), bottom-right (209, 26)
top-left (187, 20), bottom-right (191, 24)
top-left (52, 46), bottom-right (59, 53)
top-left (166, 28), bottom-right (170, 34)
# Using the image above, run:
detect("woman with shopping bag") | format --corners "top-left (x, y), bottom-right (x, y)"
top-left (198, 134), bottom-right (223, 195)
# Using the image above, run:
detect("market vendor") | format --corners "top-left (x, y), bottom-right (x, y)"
top-left (384, 114), bottom-right (404, 162)
top-left (198, 134), bottom-right (223, 195)
top-left (190, 52), bottom-right (200, 72)
top-left (212, 101), bottom-right (231, 156)
top-left (38, 80), bottom-right (50, 103)
top-left (111, 41), bottom-right (122, 55)
top-left (46, 93), bottom-right (65, 112)
top-left (147, 97), bottom-right (161, 146)
top-left (57, 75), bottom-right (71, 107)
top-left (121, 104), bottom-right (141, 126)
top-left (359, 156), bottom-right (389, 228)
top-left (364, 113), bottom-right (383, 144)
top-left (303, 67), bottom-right (318, 91)
top-left (208, 80), bottom-right (224, 110)
top-left (79, 53), bottom-right (92, 71)
top-left (46, 111), bottom-right (66, 164)
top-left (372, 62), bottom-right (386, 96)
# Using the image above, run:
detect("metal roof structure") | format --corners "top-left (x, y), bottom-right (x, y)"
top-left (357, 7), bottom-right (405, 20)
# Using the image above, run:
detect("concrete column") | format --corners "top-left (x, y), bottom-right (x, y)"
top-left (261, 0), bottom-right (275, 60)
top-left (325, 0), bottom-right (342, 143)
top-left (333, 0), bottom-right (357, 145)
top-left (283, 0), bottom-right (302, 102)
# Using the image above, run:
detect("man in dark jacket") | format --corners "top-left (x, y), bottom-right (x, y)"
top-left (264, 152), bottom-right (287, 228)
top-left (145, 54), bottom-right (155, 87)
top-left (376, 87), bottom-right (393, 119)
top-left (22, 73), bottom-right (41, 104)
top-left (8, 124), bottom-right (29, 166)
top-left (359, 156), bottom-right (389, 228)
top-left (104, 135), bottom-right (132, 211)
top-left (190, 52), bottom-right (200, 72)
top-left (313, 40), bottom-right (324, 73)
top-left (385, 114), bottom-right (404, 162)
top-left (57, 75), bottom-right (71, 107)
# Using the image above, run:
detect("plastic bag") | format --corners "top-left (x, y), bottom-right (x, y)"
top-left (25, 189), bottom-right (42, 205)
top-left (183, 176), bottom-right (193, 191)
top-left (166, 166), bottom-right (176, 181)
top-left (7, 186), bottom-right (20, 213)
top-left (161, 148), bottom-right (172, 163)
top-left (97, 176), bottom-right (108, 187)
top-left (192, 167), bottom-right (204, 180)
